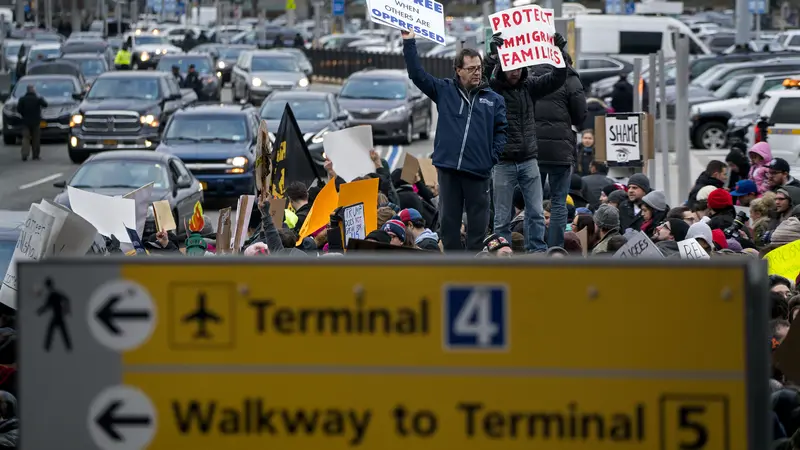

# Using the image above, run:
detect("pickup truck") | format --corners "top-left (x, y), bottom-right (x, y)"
top-left (67, 71), bottom-right (197, 163)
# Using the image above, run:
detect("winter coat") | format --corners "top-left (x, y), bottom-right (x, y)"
top-left (583, 98), bottom-right (608, 131)
top-left (403, 39), bottom-right (509, 179)
top-left (748, 142), bottom-right (773, 195)
top-left (484, 60), bottom-right (566, 162)
top-left (725, 149), bottom-right (751, 188)
top-left (414, 229), bottom-right (441, 251)
top-left (0, 418), bottom-right (17, 449)
top-left (687, 172), bottom-right (724, 206)
top-left (292, 203), bottom-right (311, 236)
top-left (591, 229), bottom-right (621, 255)
top-left (17, 92), bottom-right (48, 128)
top-left (618, 198), bottom-right (644, 232)
top-left (582, 173), bottom-right (615, 211)
top-left (531, 65), bottom-right (587, 166)
top-left (610, 77), bottom-right (634, 113)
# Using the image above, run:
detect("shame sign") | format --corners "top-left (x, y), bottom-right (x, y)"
top-left (605, 115), bottom-right (642, 164)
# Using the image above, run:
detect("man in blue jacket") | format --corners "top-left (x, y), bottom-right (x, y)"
top-left (402, 30), bottom-right (508, 251)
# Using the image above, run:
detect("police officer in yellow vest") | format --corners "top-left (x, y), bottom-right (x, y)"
top-left (114, 43), bottom-right (132, 70)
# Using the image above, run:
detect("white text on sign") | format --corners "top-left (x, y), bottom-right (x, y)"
top-left (488, 5), bottom-right (565, 71)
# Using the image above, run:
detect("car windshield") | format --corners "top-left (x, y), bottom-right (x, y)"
top-left (219, 47), bottom-right (247, 59)
top-left (70, 161), bottom-right (170, 189)
top-left (4, 43), bottom-right (21, 57)
top-left (87, 77), bottom-right (160, 100)
top-left (0, 239), bottom-right (16, 277)
top-left (29, 47), bottom-right (61, 61)
top-left (339, 78), bottom-right (407, 100)
top-left (251, 56), bottom-right (296, 72)
top-left (261, 99), bottom-right (330, 120)
top-left (157, 57), bottom-right (211, 73)
top-left (135, 35), bottom-right (168, 45)
top-left (691, 64), bottom-right (730, 88)
top-left (165, 116), bottom-right (249, 142)
top-left (33, 33), bottom-right (60, 42)
top-left (12, 79), bottom-right (74, 98)
top-left (713, 77), bottom-right (748, 98)
top-left (71, 58), bottom-right (106, 76)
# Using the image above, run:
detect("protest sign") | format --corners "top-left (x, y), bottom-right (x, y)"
top-left (296, 181), bottom-right (339, 245)
top-left (88, 233), bottom-right (109, 255)
top-left (401, 153), bottom-right (421, 184)
top-left (67, 186), bottom-right (136, 244)
top-left (255, 119), bottom-right (271, 201)
top-left (419, 157), bottom-right (438, 188)
top-left (0, 204), bottom-right (56, 309)
top-left (342, 202), bottom-right (366, 245)
top-left (367, 0), bottom-right (446, 45)
top-left (604, 114), bottom-right (641, 164)
top-left (215, 208), bottom-right (232, 254)
top-left (232, 195), bottom-right (255, 253)
top-left (488, 4), bottom-right (564, 71)
top-left (577, 227), bottom-right (588, 257)
top-left (677, 238), bottom-right (710, 260)
top-left (37, 200), bottom-right (97, 257)
top-left (269, 198), bottom-right (286, 229)
top-left (151, 200), bottom-right (177, 232)
top-left (338, 178), bottom-right (380, 234)
top-left (613, 231), bottom-right (663, 259)
top-left (765, 240), bottom-right (800, 281)
top-left (323, 126), bottom-right (374, 182)
top-left (123, 182), bottom-right (154, 238)
top-left (125, 226), bottom-right (148, 255)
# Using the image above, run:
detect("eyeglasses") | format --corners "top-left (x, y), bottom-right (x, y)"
top-left (460, 65), bottom-right (482, 74)
top-left (776, 196), bottom-right (788, 201)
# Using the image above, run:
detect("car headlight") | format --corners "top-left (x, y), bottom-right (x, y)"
top-left (140, 114), bottom-right (158, 127)
top-left (377, 106), bottom-right (407, 120)
top-left (252, 77), bottom-right (262, 87)
top-left (298, 77), bottom-right (309, 87)
top-left (217, 61), bottom-right (226, 69)
top-left (216, 71), bottom-right (222, 78)
top-left (139, 52), bottom-right (150, 61)
top-left (70, 114), bottom-right (83, 127)
top-left (311, 127), bottom-right (329, 144)
top-left (228, 156), bottom-right (248, 167)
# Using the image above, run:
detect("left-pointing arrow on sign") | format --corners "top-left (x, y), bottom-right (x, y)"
top-left (96, 295), bottom-right (151, 335)
top-left (96, 400), bottom-right (153, 441)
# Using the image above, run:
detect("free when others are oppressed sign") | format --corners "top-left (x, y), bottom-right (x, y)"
top-left (367, 0), bottom-right (447, 45)
top-left (489, 5), bottom-right (565, 71)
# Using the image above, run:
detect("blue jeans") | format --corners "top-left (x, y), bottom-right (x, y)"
top-left (492, 159), bottom-right (547, 252)
top-left (540, 164), bottom-right (572, 248)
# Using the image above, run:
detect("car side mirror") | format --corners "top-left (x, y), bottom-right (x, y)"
top-left (710, 81), bottom-right (723, 91)
top-left (336, 111), bottom-right (348, 121)
top-left (72, 92), bottom-right (84, 100)
top-left (169, 93), bottom-right (182, 100)
top-left (176, 175), bottom-right (192, 188)
top-left (411, 93), bottom-right (422, 100)
top-left (53, 180), bottom-right (66, 188)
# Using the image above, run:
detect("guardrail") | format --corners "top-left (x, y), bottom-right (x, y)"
top-left (304, 48), bottom-right (453, 84)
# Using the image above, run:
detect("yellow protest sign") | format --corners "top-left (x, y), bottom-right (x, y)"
top-left (765, 240), bottom-right (800, 282)
top-left (18, 259), bottom-right (769, 450)
top-left (296, 180), bottom-right (338, 244)
top-left (338, 178), bottom-right (379, 234)
top-left (286, 0), bottom-right (296, 9)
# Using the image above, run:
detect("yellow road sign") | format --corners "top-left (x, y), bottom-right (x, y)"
top-left (18, 259), bottom-right (769, 450)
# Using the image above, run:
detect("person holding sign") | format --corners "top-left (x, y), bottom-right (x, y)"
top-left (402, 30), bottom-right (508, 251)
top-left (483, 30), bottom-right (568, 252)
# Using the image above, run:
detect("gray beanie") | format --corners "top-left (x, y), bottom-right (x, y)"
top-left (628, 173), bottom-right (651, 193)
top-left (642, 190), bottom-right (667, 212)
top-left (607, 190), bottom-right (627, 205)
top-left (771, 217), bottom-right (800, 246)
top-left (593, 204), bottom-right (620, 230)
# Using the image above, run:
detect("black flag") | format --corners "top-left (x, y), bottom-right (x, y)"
top-left (270, 104), bottom-right (323, 199)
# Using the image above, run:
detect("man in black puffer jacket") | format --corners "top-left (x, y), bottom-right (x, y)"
top-left (532, 53), bottom-right (586, 248)
top-left (484, 32), bottom-right (568, 252)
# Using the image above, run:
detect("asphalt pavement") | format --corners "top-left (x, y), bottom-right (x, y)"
top-left (0, 85), bottom-right (438, 216)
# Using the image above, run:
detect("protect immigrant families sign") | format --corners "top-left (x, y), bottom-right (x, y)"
top-left (489, 5), bottom-right (566, 72)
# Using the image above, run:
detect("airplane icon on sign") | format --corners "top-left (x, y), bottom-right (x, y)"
top-left (182, 292), bottom-right (221, 339)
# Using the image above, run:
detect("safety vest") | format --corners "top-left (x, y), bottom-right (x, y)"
top-left (115, 49), bottom-right (132, 66)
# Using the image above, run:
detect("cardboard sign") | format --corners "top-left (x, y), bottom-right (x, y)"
top-left (342, 202), bottom-right (366, 245)
top-left (269, 198), bottom-right (287, 229)
top-left (152, 200), bottom-right (177, 232)
top-left (232, 195), bottom-right (255, 253)
top-left (338, 178), bottom-right (380, 234)
top-left (489, 5), bottom-right (564, 71)
top-left (603, 114), bottom-right (641, 164)
top-left (577, 227), bottom-right (588, 257)
top-left (612, 231), bottom-right (663, 259)
top-left (419, 157), bottom-right (438, 188)
top-left (215, 207), bottom-right (232, 254)
top-left (594, 114), bottom-right (654, 166)
top-left (367, 0), bottom-right (446, 45)
top-left (677, 238), bottom-right (710, 260)
top-left (401, 153), bottom-right (421, 184)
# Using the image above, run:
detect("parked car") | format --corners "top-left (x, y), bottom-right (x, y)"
top-left (60, 53), bottom-right (110, 87)
top-left (60, 39), bottom-right (115, 67)
top-left (53, 151), bottom-right (203, 235)
top-left (2, 74), bottom-right (83, 144)
top-left (231, 50), bottom-right (309, 105)
top-left (337, 69), bottom-right (432, 145)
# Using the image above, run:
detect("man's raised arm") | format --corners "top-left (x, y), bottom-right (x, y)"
top-left (402, 31), bottom-right (445, 102)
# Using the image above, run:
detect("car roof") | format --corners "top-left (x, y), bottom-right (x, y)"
top-left (61, 53), bottom-right (106, 59)
top-left (87, 150), bottom-right (174, 163)
top-left (266, 90), bottom-right (331, 100)
top-left (249, 50), bottom-right (295, 57)
top-left (350, 69), bottom-right (407, 79)
top-left (95, 71), bottom-right (168, 79)
top-left (176, 104), bottom-right (253, 115)
top-left (159, 53), bottom-right (211, 60)
top-left (30, 42), bottom-right (62, 50)
top-left (18, 74), bottom-right (77, 81)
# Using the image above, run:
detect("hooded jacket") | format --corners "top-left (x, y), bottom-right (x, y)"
top-left (484, 59), bottom-right (566, 162)
top-left (404, 39), bottom-right (509, 179)
top-left (748, 142), bottom-right (772, 194)
top-left (725, 149), bottom-right (751, 188)
top-left (531, 63), bottom-right (587, 166)
top-left (415, 229), bottom-right (441, 251)
top-left (687, 171), bottom-right (724, 206)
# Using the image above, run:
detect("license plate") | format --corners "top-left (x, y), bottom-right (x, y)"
top-left (39, 121), bottom-right (47, 128)
top-left (200, 182), bottom-right (207, 190)
top-left (103, 139), bottom-right (118, 146)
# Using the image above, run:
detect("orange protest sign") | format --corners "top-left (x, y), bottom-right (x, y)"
top-left (296, 181), bottom-right (339, 245)
top-left (338, 178), bottom-right (379, 234)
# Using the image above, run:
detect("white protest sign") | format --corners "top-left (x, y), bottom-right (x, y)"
top-left (367, 0), bottom-right (447, 45)
top-left (123, 182), bottom-right (154, 238)
top-left (489, 5), bottom-right (565, 71)
top-left (324, 126), bottom-right (375, 182)
top-left (612, 231), bottom-right (663, 259)
top-left (342, 202), bottom-right (366, 245)
top-left (67, 186), bottom-right (136, 243)
top-left (677, 238), bottom-right (711, 260)
top-left (605, 115), bottom-right (641, 164)
top-left (0, 204), bottom-right (56, 309)
top-left (37, 200), bottom-right (98, 257)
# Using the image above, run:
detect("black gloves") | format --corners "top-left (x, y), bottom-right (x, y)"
top-left (489, 32), bottom-right (503, 57)
top-left (554, 32), bottom-right (567, 50)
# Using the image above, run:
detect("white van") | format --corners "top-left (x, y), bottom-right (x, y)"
top-left (574, 15), bottom-right (712, 60)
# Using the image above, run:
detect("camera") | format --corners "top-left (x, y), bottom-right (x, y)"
top-left (724, 211), bottom-right (749, 239)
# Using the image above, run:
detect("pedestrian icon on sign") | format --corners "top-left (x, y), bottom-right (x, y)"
top-left (36, 278), bottom-right (72, 352)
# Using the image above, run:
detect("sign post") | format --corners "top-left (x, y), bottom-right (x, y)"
top-left (749, 0), bottom-right (767, 35)
top-left (19, 259), bottom-right (769, 449)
